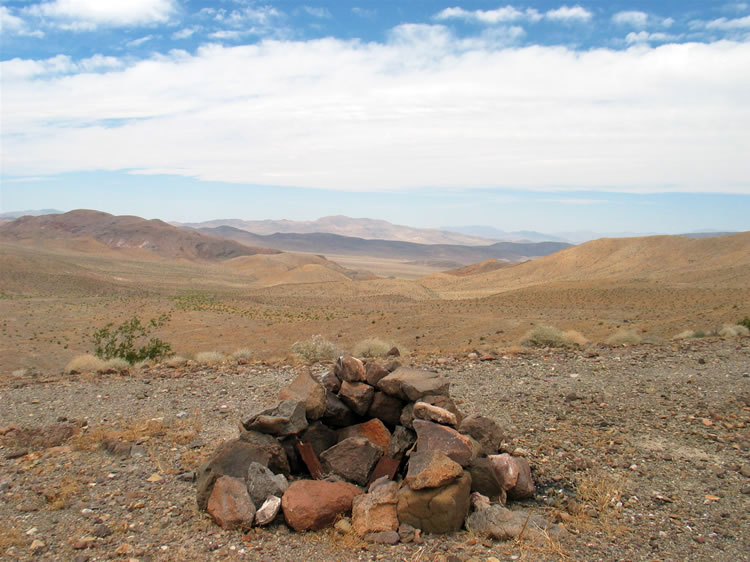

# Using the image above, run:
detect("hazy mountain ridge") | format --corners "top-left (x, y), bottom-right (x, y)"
top-left (195, 225), bottom-right (572, 265)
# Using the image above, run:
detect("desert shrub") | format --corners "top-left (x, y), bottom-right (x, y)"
top-left (65, 354), bottom-right (106, 374)
top-left (232, 348), bottom-right (254, 361)
top-left (719, 324), bottom-right (750, 338)
top-left (91, 314), bottom-right (172, 364)
top-left (605, 329), bottom-right (642, 346)
top-left (672, 330), bottom-right (696, 341)
top-left (291, 334), bottom-right (340, 363)
top-left (562, 330), bottom-right (588, 348)
top-left (195, 351), bottom-right (226, 365)
top-left (352, 337), bottom-right (398, 358)
top-left (521, 325), bottom-right (567, 348)
top-left (740, 316), bottom-right (750, 330)
top-left (102, 358), bottom-right (130, 372)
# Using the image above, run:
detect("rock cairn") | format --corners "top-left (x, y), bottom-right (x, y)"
top-left (196, 354), bottom-right (563, 543)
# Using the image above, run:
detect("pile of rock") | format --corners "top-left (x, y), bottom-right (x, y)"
top-left (196, 355), bottom-right (562, 543)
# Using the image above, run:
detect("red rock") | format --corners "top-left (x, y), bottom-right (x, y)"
top-left (405, 449), bottom-right (463, 490)
top-left (413, 419), bottom-right (478, 467)
top-left (507, 457), bottom-right (535, 500)
top-left (338, 418), bottom-right (392, 451)
top-left (206, 476), bottom-right (256, 530)
top-left (352, 479), bottom-right (399, 536)
top-left (281, 480), bottom-right (363, 532)
top-left (488, 454), bottom-right (519, 491)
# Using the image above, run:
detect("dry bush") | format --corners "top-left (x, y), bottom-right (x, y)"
top-left (102, 358), bottom-right (130, 371)
top-left (352, 337), bottom-right (400, 358)
top-left (0, 526), bottom-right (25, 550)
top-left (45, 476), bottom-right (83, 510)
top-left (64, 354), bottom-right (106, 374)
top-left (164, 355), bottom-right (189, 368)
top-left (194, 351), bottom-right (226, 365)
top-left (291, 334), bottom-right (340, 363)
top-left (605, 329), bottom-right (642, 346)
top-left (232, 348), bottom-right (254, 362)
top-left (521, 325), bottom-right (567, 348)
top-left (672, 330), bottom-right (696, 340)
top-left (575, 470), bottom-right (628, 537)
top-left (562, 330), bottom-right (588, 348)
top-left (719, 324), bottom-right (750, 338)
top-left (12, 368), bottom-right (28, 377)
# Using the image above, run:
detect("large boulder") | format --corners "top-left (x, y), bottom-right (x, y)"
top-left (377, 368), bottom-right (450, 401)
top-left (413, 419), bottom-right (478, 467)
top-left (246, 462), bottom-right (288, 508)
top-left (338, 418), bottom-right (391, 451)
top-left (397, 471), bottom-right (472, 534)
top-left (197, 438), bottom-right (275, 511)
top-left (278, 370), bottom-right (326, 420)
top-left (334, 355), bottom-right (366, 383)
top-left (321, 437), bottom-right (383, 485)
top-left (281, 480), bottom-right (363, 532)
top-left (338, 381), bottom-right (375, 416)
top-left (243, 400), bottom-right (308, 437)
top-left (352, 478), bottom-right (399, 536)
top-left (405, 449), bottom-right (463, 490)
top-left (458, 415), bottom-right (503, 456)
top-left (206, 476), bottom-right (256, 530)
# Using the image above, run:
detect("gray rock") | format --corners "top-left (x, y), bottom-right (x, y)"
top-left (239, 429), bottom-right (291, 476)
top-left (299, 421), bottom-right (339, 457)
top-left (365, 530), bottom-right (400, 544)
top-left (388, 425), bottom-right (416, 459)
top-left (465, 504), bottom-right (566, 542)
top-left (321, 370), bottom-right (341, 393)
top-left (243, 400), bottom-right (308, 437)
top-left (246, 462), bottom-right (288, 508)
top-left (400, 402), bottom-right (416, 429)
top-left (377, 367), bottom-right (450, 401)
top-left (321, 437), bottom-right (383, 486)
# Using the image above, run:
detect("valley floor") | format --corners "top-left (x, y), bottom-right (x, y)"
top-left (1, 338), bottom-right (749, 561)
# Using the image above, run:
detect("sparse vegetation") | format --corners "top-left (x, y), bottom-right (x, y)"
top-left (352, 337), bottom-right (399, 358)
top-left (672, 330), bottom-right (696, 340)
top-left (605, 329), bottom-right (642, 346)
top-left (91, 314), bottom-right (172, 364)
top-left (65, 354), bottom-right (106, 374)
top-left (521, 325), bottom-right (586, 348)
top-left (164, 355), bottom-right (189, 368)
top-left (194, 351), bottom-right (226, 365)
top-left (232, 348), bottom-right (254, 362)
top-left (719, 324), bottom-right (750, 338)
top-left (740, 316), bottom-right (750, 330)
top-left (291, 334), bottom-right (340, 363)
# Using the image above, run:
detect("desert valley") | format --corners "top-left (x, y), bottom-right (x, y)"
top-left (1, 209), bottom-right (749, 561)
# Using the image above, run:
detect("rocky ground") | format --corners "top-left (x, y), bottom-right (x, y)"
top-left (1, 337), bottom-right (749, 561)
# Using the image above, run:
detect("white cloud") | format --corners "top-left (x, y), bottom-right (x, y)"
top-left (25, 0), bottom-right (177, 29)
top-left (626, 31), bottom-right (681, 44)
top-left (300, 6), bottom-right (332, 19)
top-left (172, 26), bottom-right (199, 40)
top-left (2, 34), bottom-right (749, 195)
top-left (545, 5), bottom-right (592, 22)
top-left (126, 35), bottom-right (153, 48)
top-left (706, 15), bottom-right (750, 29)
top-left (1, 6), bottom-right (45, 37)
top-left (435, 6), bottom-right (541, 24)
top-left (352, 7), bottom-right (376, 19)
top-left (612, 10), bottom-right (673, 29)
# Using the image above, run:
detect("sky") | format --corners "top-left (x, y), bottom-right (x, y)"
top-left (1, 0), bottom-right (749, 234)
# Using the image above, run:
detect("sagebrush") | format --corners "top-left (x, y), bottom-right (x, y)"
top-left (291, 334), bottom-right (340, 363)
top-left (352, 337), bottom-right (399, 358)
top-left (521, 325), bottom-right (585, 348)
top-left (92, 314), bottom-right (172, 364)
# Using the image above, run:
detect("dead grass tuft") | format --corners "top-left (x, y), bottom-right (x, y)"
top-left (672, 329), bottom-right (696, 340)
top-left (352, 337), bottom-right (401, 358)
top-left (64, 354), bottom-right (106, 374)
top-left (0, 526), bottom-right (25, 550)
top-left (522, 325), bottom-right (584, 348)
top-left (562, 330), bottom-right (588, 348)
top-left (45, 476), bottom-right (83, 510)
top-left (719, 324), bottom-right (750, 338)
top-left (575, 470), bottom-right (628, 537)
top-left (291, 334), bottom-right (340, 363)
top-left (102, 357), bottom-right (130, 371)
top-left (231, 348), bottom-right (254, 362)
top-left (164, 355), bottom-right (189, 367)
top-left (605, 329), bottom-right (642, 346)
top-left (194, 351), bottom-right (226, 365)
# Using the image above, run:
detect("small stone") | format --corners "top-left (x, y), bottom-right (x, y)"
top-left (413, 402), bottom-right (458, 426)
top-left (93, 523), bottom-right (113, 538)
top-left (29, 539), bottom-right (45, 552)
top-left (334, 518), bottom-right (353, 534)
top-left (114, 543), bottom-right (133, 556)
top-left (739, 464), bottom-right (750, 478)
top-left (365, 530), bottom-right (400, 545)
top-left (146, 473), bottom-right (162, 482)
top-left (254, 496), bottom-right (282, 526)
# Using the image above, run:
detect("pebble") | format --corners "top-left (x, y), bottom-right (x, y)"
top-left (29, 539), bottom-right (45, 552)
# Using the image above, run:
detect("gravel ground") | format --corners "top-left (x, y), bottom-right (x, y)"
top-left (1, 337), bottom-right (749, 561)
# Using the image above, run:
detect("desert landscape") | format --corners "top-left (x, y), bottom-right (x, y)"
top-left (1, 209), bottom-right (749, 561)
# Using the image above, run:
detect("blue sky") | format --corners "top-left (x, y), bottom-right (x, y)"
top-left (1, 1), bottom-right (749, 234)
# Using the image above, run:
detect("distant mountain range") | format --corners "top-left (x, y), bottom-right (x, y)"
top-left (194, 225), bottom-right (572, 265)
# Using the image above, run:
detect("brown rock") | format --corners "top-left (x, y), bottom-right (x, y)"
top-left (468, 458), bottom-right (506, 501)
top-left (397, 471), bottom-right (472, 533)
top-left (321, 437), bottom-right (383, 485)
top-left (368, 391), bottom-right (404, 427)
top-left (420, 395), bottom-right (463, 424)
top-left (459, 415), bottom-right (503, 456)
top-left (488, 454), bottom-right (518, 491)
top-left (243, 399), bottom-right (308, 437)
top-left (365, 530), bottom-right (400, 544)
top-left (338, 418), bottom-right (392, 451)
top-left (413, 419), bottom-right (477, 467)
top-left (338, 381), bottom-right (375, 416)
top-left (281, 480), bottom-right (363, 532)
top-left (300, 421), bottom-right (339, 457)
top-left (239, 430), bottom-right (291, 475)
top-left (207, 476), bottom-right (256, 530)
top-left (386, 346), bottom-right (401, 357)
top-left (377, 368), bottom-right (450, 401)
top-left (321, 371), bottom-right (341, 393)
top-left (352, 478), bottom-right (399, 536)
top-left (365, 362), bottom-right (391, 387)
top-left (278, 370), bottom-right (326, 420)
top-left (406, 449), bottom-right (463, 490)
top-left (334, 355), bottom-right (366, 382)
top-left (400, 402), bottom-right (416, 429)
top-left (413, 402), bottom-right (458, 426)
top-left (321, 391), bottom-right (357, 428)
top-left (507, 457), bottom-right (535, 500)
top-left (388, 425), bottom-right (416, 459)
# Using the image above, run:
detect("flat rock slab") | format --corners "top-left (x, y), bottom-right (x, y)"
top-left (278, 370), bottom-right (326, 420)
top-left (405, 449), bottom-right (463, 490)
top-left (338, 418), bottom-right (391, 451)
top-left (243, 400), bottom-right (308, 437)
top-left (207, 476), bottom-right (256, 530)
top-left (321, 391), bottom-right (357, 428)
top-left (465, 505), bottom-right (566, 542)
top-left (377, 368), bottom-right (450, 401)
top-left (413, 419), bottom-right (477, 467)
top-left (281, 480), bottom-right (363, 532)
top-left (397, 471), bottom-right (472, 534)
top-left (321, 437), bottom-right (383, 485)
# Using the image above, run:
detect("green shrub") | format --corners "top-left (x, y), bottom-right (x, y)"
top-left (92, 314), bottom-right (172, 364)
top-left (291, 334), bottom-right (340, 363)
top-left (739, 316), bottom-right (750, 330)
